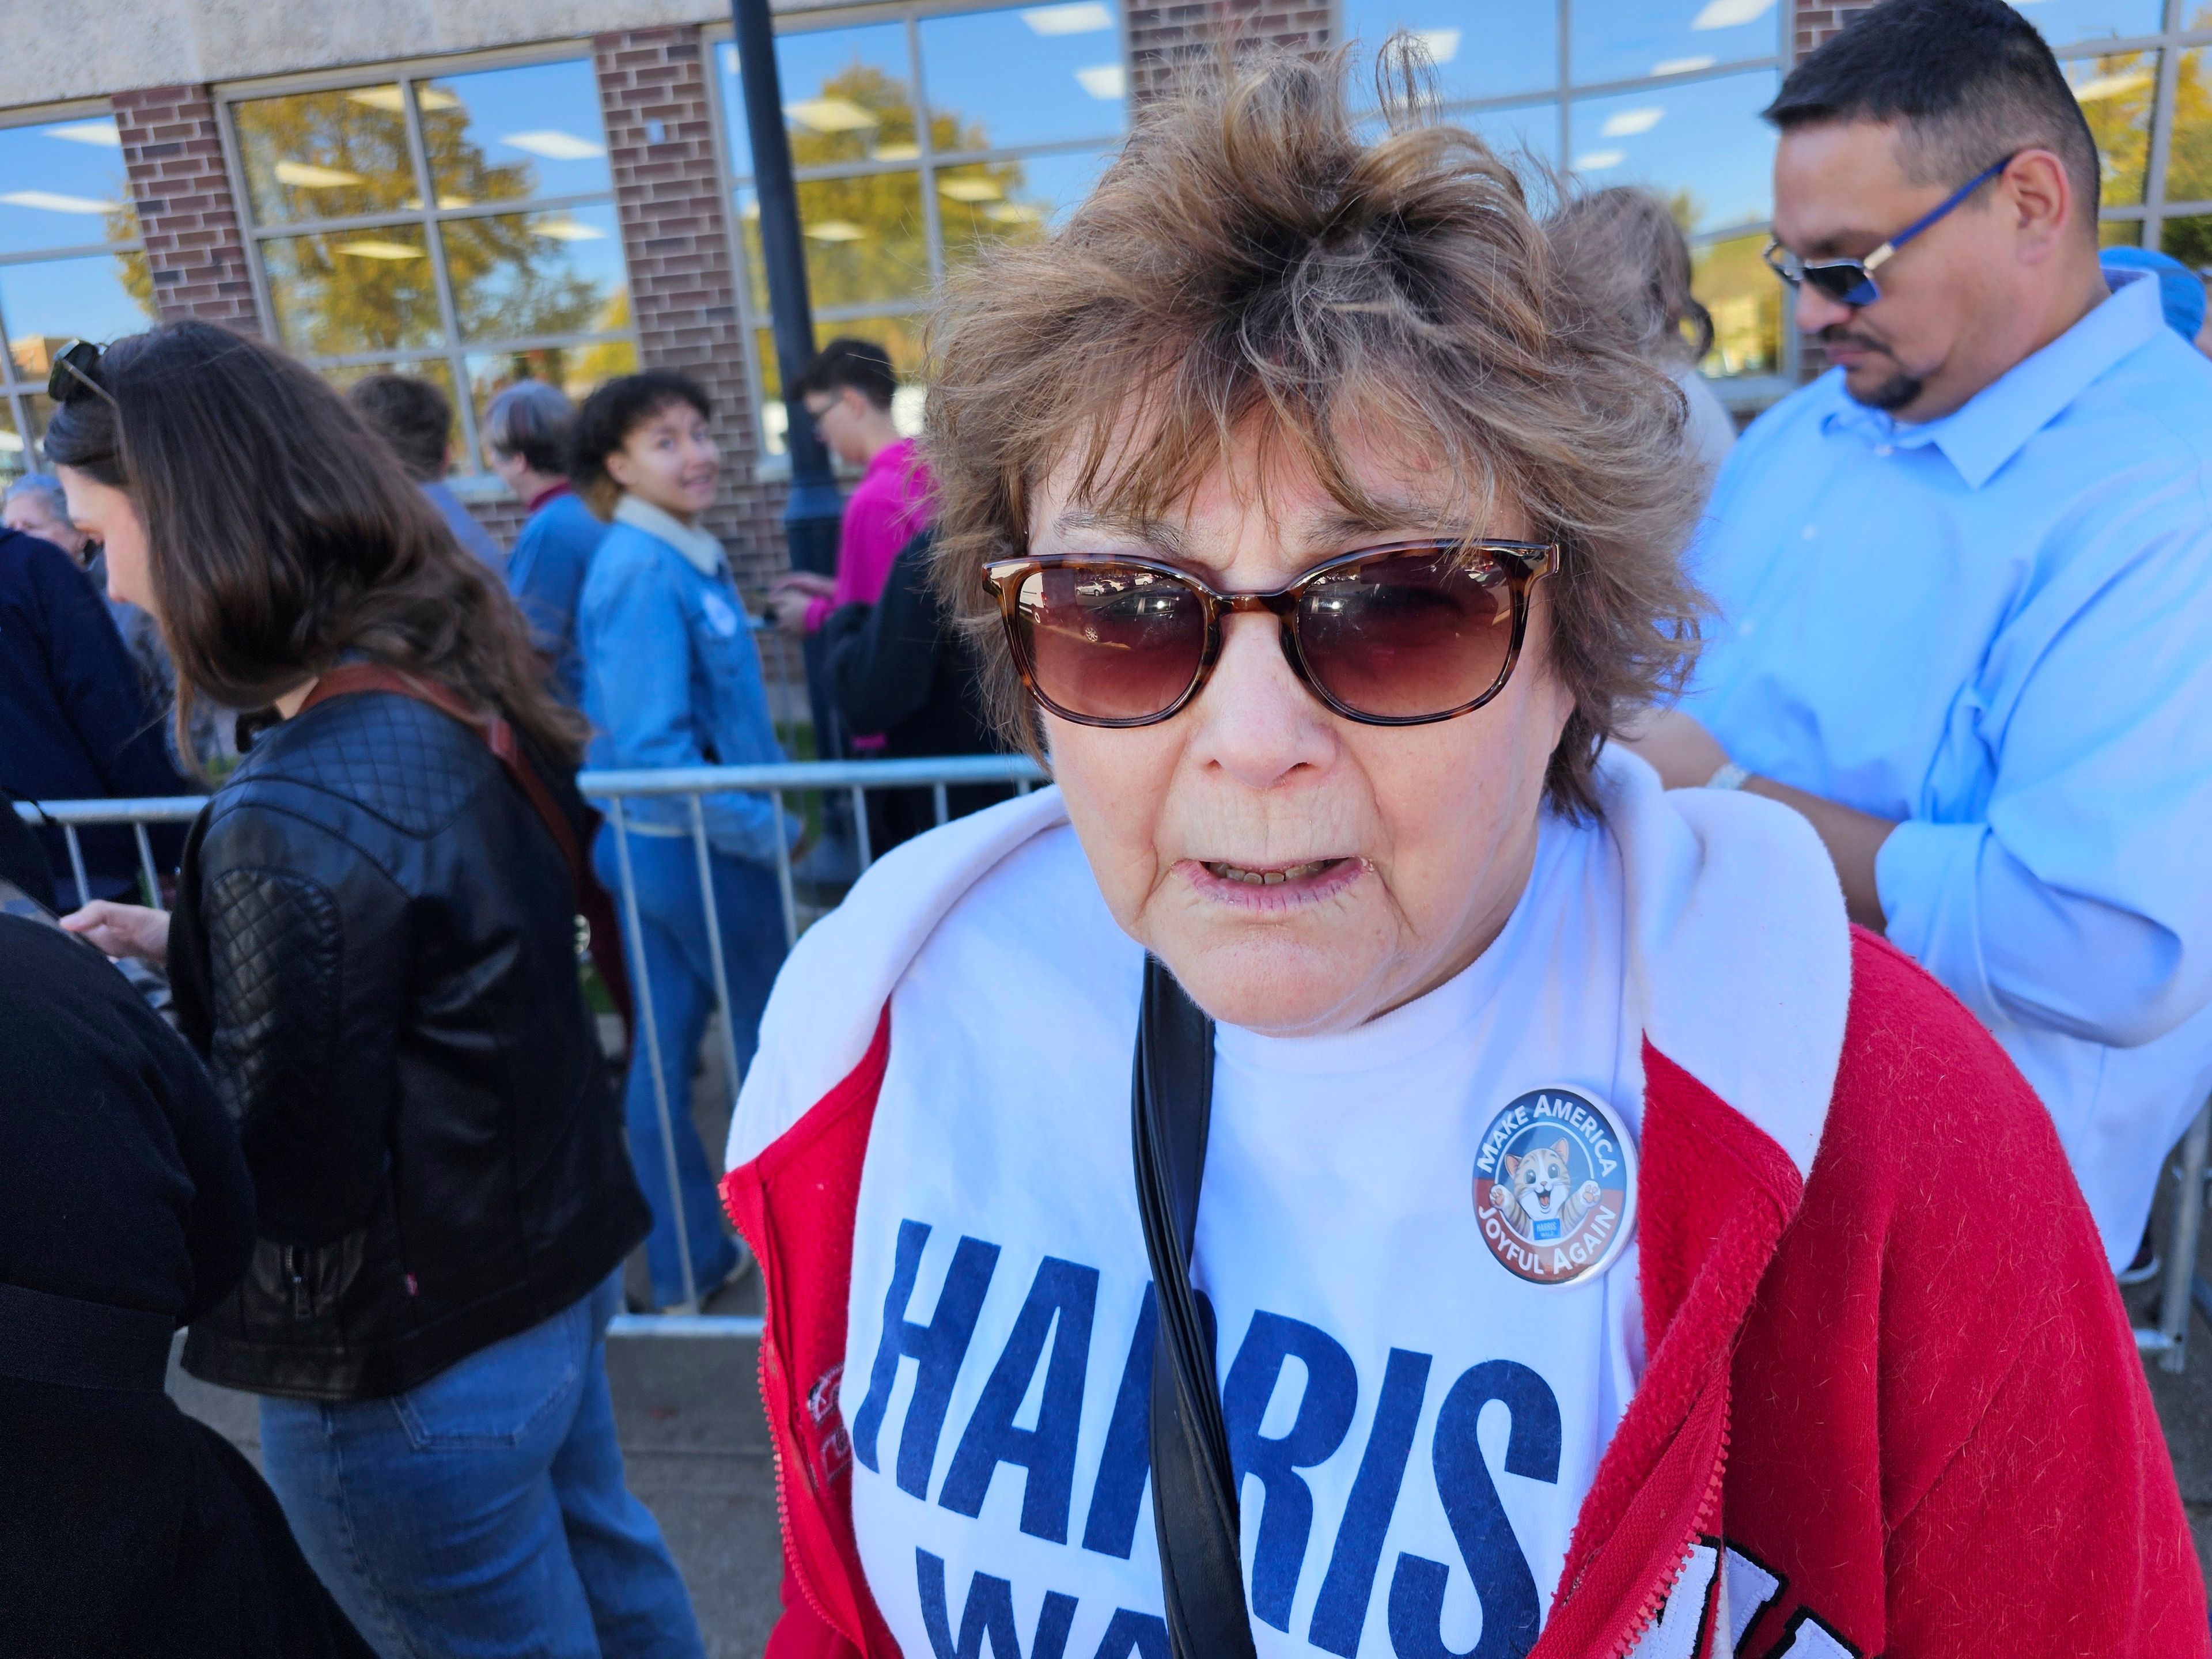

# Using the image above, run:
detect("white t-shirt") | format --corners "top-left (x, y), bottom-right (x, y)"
top-left (843, 810), bottom-right (1643, 1659)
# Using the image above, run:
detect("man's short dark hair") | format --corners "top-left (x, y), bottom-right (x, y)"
top-left (1765, 0), bottom-right (2100, 229)
top-left (346, 373), bottom-right (453, 483)
top-left (792, 337), bottom-right (897, 412)
top-left (567, 369), bottom-right (714, 503)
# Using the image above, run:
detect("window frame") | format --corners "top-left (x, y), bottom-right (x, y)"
top-left (0, 95), bottom-right (151, 472)
top-left (702, 0), bottom-right (1136, 459)
top-left (214, 41), bottom-right (639, 494)
top-left (1338, 0), bottom-right (1798, 410)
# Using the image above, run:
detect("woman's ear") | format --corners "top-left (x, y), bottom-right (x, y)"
top-left (603, 443), bottom-right (637, 493)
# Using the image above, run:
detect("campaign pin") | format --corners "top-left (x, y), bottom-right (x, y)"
top-left (1471, 1086), bottom-right (1637, 1287)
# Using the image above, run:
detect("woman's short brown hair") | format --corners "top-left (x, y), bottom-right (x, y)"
top-left (924, 46), bottom-right (1706, 816)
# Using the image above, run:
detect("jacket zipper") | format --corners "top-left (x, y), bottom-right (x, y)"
top-left (1601, 1401), bottom-right (1734, 1659)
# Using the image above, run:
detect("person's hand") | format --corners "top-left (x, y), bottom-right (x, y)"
top-left (772, 571), bottom-right (837, 599)
top-left (1615, 707), bottom-right (1732, 790)
top-left (765, 586), bottom-right (817, 638)
top-left (62, 900), bottom-right (172, 967)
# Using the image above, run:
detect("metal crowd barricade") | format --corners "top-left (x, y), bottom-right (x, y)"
top-left (16, 753), bottom-right (1046, 1340)
top-left (2134, 1099), bottom-right (2212, 1374)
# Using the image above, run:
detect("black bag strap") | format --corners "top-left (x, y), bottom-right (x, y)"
top-left (1132, 955), bottom-right (1259, 1659)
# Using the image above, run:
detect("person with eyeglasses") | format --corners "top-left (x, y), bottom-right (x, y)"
top-left (717, 46), bottom-right (2202, 1659)
top-left (1626, 0), bottom-right (2212, 1286)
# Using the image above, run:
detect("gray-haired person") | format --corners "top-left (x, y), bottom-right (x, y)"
top-left (484, 381), bottom-right (606, 707)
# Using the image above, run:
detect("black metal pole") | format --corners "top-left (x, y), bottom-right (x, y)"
top-left (731, 0), bottom-right (843, 582)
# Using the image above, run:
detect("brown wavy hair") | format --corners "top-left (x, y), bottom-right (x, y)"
top-left (43, 323), bottom-right (584, 770)
top-left (923, 44), bottom-right (1707, 816)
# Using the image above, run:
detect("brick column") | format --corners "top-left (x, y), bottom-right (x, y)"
top-left (111, 86), bottom-right (262, 332)
top-left (1128, 0), bottom-right (1331, 104)
top-left (593, 26), bottom-right (786, 593)
top-left (1794, 1), bottom-right (1878, 57)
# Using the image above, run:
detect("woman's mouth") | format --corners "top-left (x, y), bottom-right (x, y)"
top-left (1179, 856), bottom-right (1367, 908)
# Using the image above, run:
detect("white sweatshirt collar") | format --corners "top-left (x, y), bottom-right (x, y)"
top-left (616, 493), bottom-right (726, 578)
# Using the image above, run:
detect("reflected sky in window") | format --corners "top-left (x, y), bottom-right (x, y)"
top-left (1459, 101), bottom-right (1561, 171)
top-left (1340, 0), bottom-right (1557, 104)
top-left (2026, 0), bottom-right (2165, 47)
top-left (420, 60), bottom-right (612, 206)
top-left (442, 203), bottom-right (628, 343)
top-left (0, 253), bottom-right (155, 366)
top-left (0, 118), bottom-right (138, 258)
top-left (776, 22), bottom-right (916, 168)
top-left (1568, 69), bottom-right (1777, 234)
top-left (1571, 0), bottom-right (1779, 88)
top-left (921, 3), bottom-right (1126, 153)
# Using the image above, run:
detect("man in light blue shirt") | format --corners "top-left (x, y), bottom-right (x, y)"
top-left (1628, 0), bottom-right (2212, 1267)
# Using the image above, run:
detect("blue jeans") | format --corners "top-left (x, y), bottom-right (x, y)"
top-left (258, 1275), bottom-right (704, 1659)
top-left (593, 824), bottom-right (787, 1307)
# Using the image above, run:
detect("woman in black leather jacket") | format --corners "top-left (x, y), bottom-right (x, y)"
top-left (55, 326), bottom-right (707, 1658)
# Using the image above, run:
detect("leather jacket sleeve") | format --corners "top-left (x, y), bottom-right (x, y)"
top-left (174, 805), bottom-right (409, 1248)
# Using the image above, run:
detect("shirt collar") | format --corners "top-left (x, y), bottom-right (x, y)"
top-left (615, 493), bottom-right (726, 577)
top-left (863, 436), bottom-right (914, 482)
top-left (525, 479), bottom-right (573, 513)
top-left (1819, 270), bottom-right (2164, 489)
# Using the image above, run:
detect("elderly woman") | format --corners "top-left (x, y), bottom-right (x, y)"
top-left (722, 53), bottom-right (2198, 1659)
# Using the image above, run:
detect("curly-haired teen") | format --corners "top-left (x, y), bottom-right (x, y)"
top-left (721, 47), bottom-right (2202, 1659)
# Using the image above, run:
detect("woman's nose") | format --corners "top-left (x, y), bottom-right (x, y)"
top-left (1186, 610), bottom-right (1333, 788)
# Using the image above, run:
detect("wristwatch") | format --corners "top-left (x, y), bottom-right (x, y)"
top-left (1705, 760), bottom-right (1751, 791)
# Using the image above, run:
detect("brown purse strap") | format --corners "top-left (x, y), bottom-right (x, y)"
top-left (298, 663), bottom-right (585, 874)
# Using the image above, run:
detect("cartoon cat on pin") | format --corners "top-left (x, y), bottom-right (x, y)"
top-left (1488, 1138), bottom-right (1603, 1242)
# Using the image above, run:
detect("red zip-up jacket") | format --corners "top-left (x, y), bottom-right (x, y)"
top-left (721, 771), bottom-right (2205, 1659)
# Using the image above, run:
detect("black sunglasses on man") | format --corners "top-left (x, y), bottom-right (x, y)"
top-left (1764, 153), bottom-right (2015, 308)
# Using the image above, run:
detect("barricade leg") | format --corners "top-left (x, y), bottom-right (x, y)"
top-left (2158, 1101), bottom-right (2211, 1373)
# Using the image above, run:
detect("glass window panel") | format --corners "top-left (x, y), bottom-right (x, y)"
top-left (754, 324), bottom-right (788, 453)
top-left (718, 43), bottom-right (756, 180)
top-left (0, 116), bottom-right (139, 256)
top-left (233, 86), bottom-right (418, 226)
top-left (0, 252), bottom-right (157, 380)
top-left (421, 60), bottom-right (612, 208)
top-left (261, 225), bottom-right (442, 355)
top-left (936, 145), bottom-right (1115, 262)
top-left (2159, 213), bottom-right (2212, 271)
top-left (1340, 0), bottom-right (1557, 105)
top-left (441, 203), bottom-right (628, 344)
top-left (1571, 0), bottom-right (1779, 89)
top-left (1692, 229), bottom-right (1781, 380)
top-left (779, 23), bottom-right (920, 168)
top-left (466, 340), bottom-right (640, 460)
top-left (1568, 69), bottom-right (1778, 235)
top-left (1460, 101), bottom-right (1561, 172)
top-left (736, 187), bottom-right (772, 315)
top-left (797, 171), bottom-right (929, 306)
top-left (2069, 51), bottom-right (2156, 207)
top-left (921, 3), bottom-right (1126, 154)
top-left (20, 391), bottom-right (56, 472)
top-left (0, 398), bottom-right (24, 486)
top-left (2164, 48), bottom-right (2212, 205)
top-left (2030, 1), bottom-right (2164, 47)
top-left (2101, 217), bottom-right (2144, 245)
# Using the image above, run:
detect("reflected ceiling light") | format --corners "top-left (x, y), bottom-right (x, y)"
top-left (938, 176), bottom-right (1003, 202)
top-left (1075, 64), bottom-right (1126, 99)
top-left (532, 216), bottom-right (606, 241)
top-left (1021, 2), bottom-right (1113, 35)
top-left (2074, 69), bottom-right (2153, 101)
top-left (0, 188), bottom-right (118, 214)
top-left (438, 194), bottom-right (473, 209)
top-left (0, 430), bottom-right (20, 452)
top-left (1412, 28), bottom-right (1460, 65)
top-left (1600, 107), bottom-right (1664, 137)
top-left (1690, 0), bottom-right (1772, 27)
top-left (804, 219), bottom-right (867, 242)
top-left (335, 238), bottom-right (424, 259)
top-left (1572, 149), bottom-right (1626, 172)
top-left (874, 141), bottom-right (923, 161)
top-left (348, 86), bottom-right (457, 113)
top-left (1652, 55), bottom-right (1715, 75)
top-left (786, 98), bottom-right (878, 134)
top-left (275, 160), bottom-right (364, 188)
top-left (501, 129), bottom-right (607, 161)
top-left (47, 120), bottom-right (122, 148)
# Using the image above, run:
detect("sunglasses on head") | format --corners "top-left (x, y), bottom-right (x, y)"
top-left (983, 539), bottom-right (1560, 729)
top-left (1763, 153), bottom-right (2014, 308)
top-left (46, 338), bottom-right (115, 407)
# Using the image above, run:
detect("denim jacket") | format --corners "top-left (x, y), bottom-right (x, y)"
top-left (578, 497), bottom-right (793, 864)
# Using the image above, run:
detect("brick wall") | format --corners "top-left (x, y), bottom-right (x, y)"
top-left (1794, 1), bottom-right (1878, 57)
top-left (1127, 0), bottom-right (1331, 103)
top-left (593, 25), bottom-right (789, 599)
top-left (111, 85), bottom-right (260, 332)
